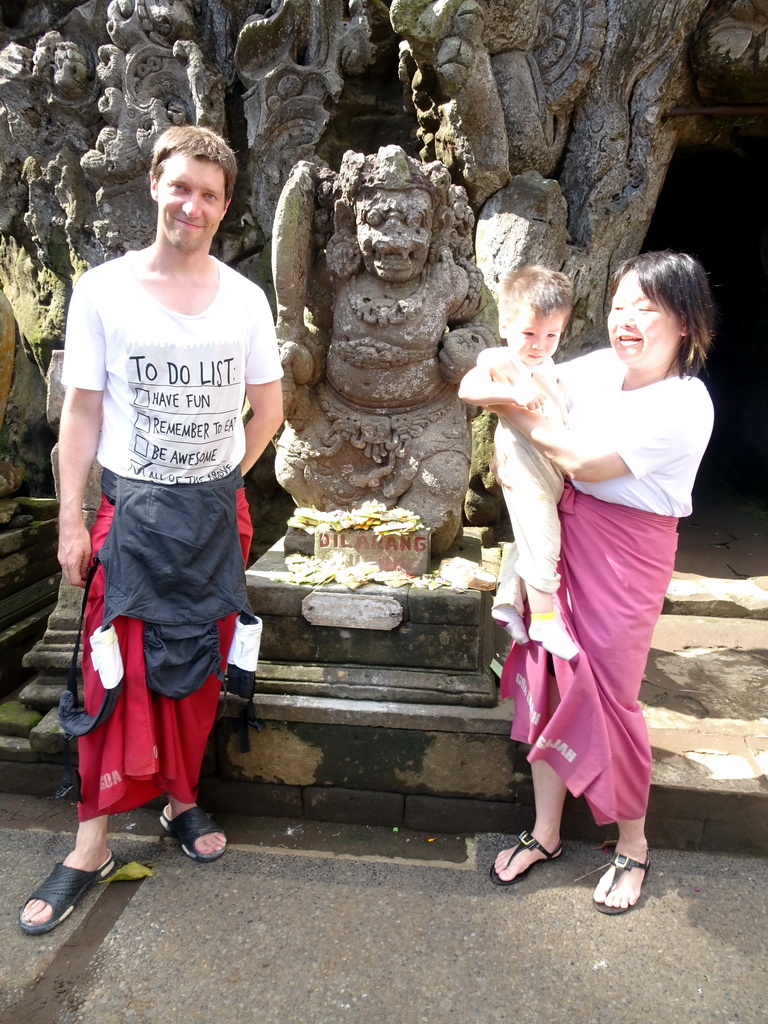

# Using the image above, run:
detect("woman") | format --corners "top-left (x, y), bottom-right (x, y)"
top-left (487, 250), bottom-right (715, 913)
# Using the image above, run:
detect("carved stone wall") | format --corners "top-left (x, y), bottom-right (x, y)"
top-left (1, 0), bottom-right (767, 499)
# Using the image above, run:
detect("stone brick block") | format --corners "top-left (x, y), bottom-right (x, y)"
top-left (559, 799), bottom-right (615, 846)
top-left (303, 786), bottom-right (404, 826)
top-left (404, 794), bottom-right (521, 834)
top-left (701, 815), bottom-right (768, 856)
top-left (217, 720), bottom-right (325, 787)
top-left (217, 718), bottom-right (517, 800)
top-left (255, 663), bottom-right (496, 706)
top-left (0, 735), bottom-right (40, 762)
top-left (645, 816), bottom-right (705, 852)
top-left (0, 760), bottom-right (61, 796)
top-left (649, 783), bottom-right (767, 824)
top-left (29, 707), bottom-right (66, 754)
top-left (258, 615), bottom-right (484, 672)
top-left (0, 555), bottom-right (60, 602)
top-left (198, 776), bottom-right (303, 818)
top-left (18, 678), bottom-right (71, 710)
top-left (247, 571), bottom-right (310, 618)
top-left (200, 734), bottom-right (217, 777)
top-left (39, 751), bottom-right (68, 765)
top-left (14, 496), bottom-right (59, 522)
top-left (0, 517), bottom-right (58, 558)
top-left (407, 586), bottom-right (486, 625)
top-left (515, 774), bottom-right (535, 806)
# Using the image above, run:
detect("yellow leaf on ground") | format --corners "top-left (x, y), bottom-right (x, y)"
top-left (101, 861), bottom-right (155, 883)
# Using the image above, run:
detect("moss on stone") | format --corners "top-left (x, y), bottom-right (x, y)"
top-left (0, 236), bottom-right (69, 374)
top-left (0, 700), bottom-right (43, 738)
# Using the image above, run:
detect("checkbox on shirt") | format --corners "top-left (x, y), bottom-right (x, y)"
top-left (132, 435), bottom-right (149, 458)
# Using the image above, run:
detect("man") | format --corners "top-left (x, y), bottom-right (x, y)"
top-left (20, 125), bottom-right (284, 934)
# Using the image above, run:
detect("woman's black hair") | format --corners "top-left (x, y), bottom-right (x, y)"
top-left (611, 250), bottom-right (716, 376)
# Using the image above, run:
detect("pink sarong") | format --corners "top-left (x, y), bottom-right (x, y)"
top-left (501, 482), bottom-right (678, 825)
top-left (77, 489), bottom-right (253, 821)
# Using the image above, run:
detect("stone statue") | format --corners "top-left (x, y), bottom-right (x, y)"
top-left (272, 145), bottom-right (497, 553)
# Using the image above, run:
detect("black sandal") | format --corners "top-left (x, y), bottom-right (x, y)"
top-left (160, 806), bottom-right (226, 862)
top-left (489, 830), bottom-right (563, 886)
top-left (594, 851), bottom-right (651, 915)
top-left (19, 853), bottom-right (115, 935)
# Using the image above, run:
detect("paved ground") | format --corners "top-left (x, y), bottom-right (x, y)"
top-left (1, 483), bottom-right (766, 1023)
top-left (1, 795), bottom-right (766, 1024)
top-left (673, 479), bottom-right (768, 582)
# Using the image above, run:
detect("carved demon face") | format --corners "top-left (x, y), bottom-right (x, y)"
top-left (355, 188), bottom-right (434, 283)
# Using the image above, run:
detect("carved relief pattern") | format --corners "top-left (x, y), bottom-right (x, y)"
top-left (533, 0), bottom-right (607, 114)
top-left (0, 0), bottom-right (766, 504)
top-left (391, 0), bottom-right (510, 207)
top-left (235, 0), bottom-right (390, 235)
top-left (0, 0), bottom-right (226, 271)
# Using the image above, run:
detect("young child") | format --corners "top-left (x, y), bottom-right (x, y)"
top-left (459, 265), bottom-right (578, 660)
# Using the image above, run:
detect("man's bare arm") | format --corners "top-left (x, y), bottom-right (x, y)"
top-left (57, 387), bottom-right (104, 587)
top-left (240, 380), bottom-right (284, 476)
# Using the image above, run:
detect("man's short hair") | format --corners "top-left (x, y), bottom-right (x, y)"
top-left (150, 125), bottom-right (237, 202)
top-left (498, 265), bottom-right (573, 319)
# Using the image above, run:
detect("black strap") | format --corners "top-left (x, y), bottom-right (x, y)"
top-left (239, 702), bottom-right (265, 753)
top-left (55, 559), bottom-right (100, 799)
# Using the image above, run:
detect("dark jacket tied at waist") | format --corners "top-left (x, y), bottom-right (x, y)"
top-left (98, 468), bottom-right (251, 699)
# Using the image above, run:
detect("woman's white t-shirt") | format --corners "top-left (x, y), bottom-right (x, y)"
top-left (62, 254), bottom-right (282, 485)
top-left (557, 348), bottom-right (714, 517)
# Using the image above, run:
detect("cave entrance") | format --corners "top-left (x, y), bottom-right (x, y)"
top-left (643, 140), bottom-right (768, 507)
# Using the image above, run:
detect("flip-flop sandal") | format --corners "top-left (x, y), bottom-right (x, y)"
top-left (594, 851), bottom-right (651, 915)
top-left (489, 830), bottom-right (563, 886)
top-left (160, 805), bottom-right (226, 862)
top-left (19, 853), bottom-right (115, 935)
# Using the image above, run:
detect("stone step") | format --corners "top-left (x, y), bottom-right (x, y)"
top-left (640, 614), bottom-right (767, 854)
top-left (0, 575), bottom-right (59, 633)
top-left (3, 534), bottom-right (765, 854)
top-left (18, 678), bottom-right (81, 710)
top-left (0, 516), bottom-right (57, 558)
top-left (665, 572), bottom-right (768, 618)
top-left (1, 642), bottom-right (765, 855)
top-left (29, 707), bottom-right (67, 756)
top-left (0, 701), bottom-right (42, 738)
top-left (0, 735), bottom-right (39, 763)
top-left (0, 555), bottom-right (61, 602)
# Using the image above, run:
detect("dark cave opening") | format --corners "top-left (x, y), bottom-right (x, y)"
top-left (642, 140), bottom-right (768, 506)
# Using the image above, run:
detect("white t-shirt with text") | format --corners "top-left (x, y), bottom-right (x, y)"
top-left (62, 254), bottom-right (282, 484)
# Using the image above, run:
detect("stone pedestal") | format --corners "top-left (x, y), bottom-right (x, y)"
top-left (246, 532), bottom-right (500, 708)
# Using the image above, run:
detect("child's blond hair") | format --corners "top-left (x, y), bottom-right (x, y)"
top-left (498, 265), bottom-right (573, 320)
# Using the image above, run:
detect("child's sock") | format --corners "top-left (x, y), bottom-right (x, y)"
top-left (528, 612), bottom-right (578, 661)
top-left (492, 603), bottom-right (529, 645)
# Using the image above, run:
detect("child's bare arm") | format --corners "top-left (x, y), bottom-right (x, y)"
top-left (489, 363), bottom-right (544, 410)
top-left (460, 350), bottom-right (543, 410)
top-left (458, 362), bottom-right (516, 407)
